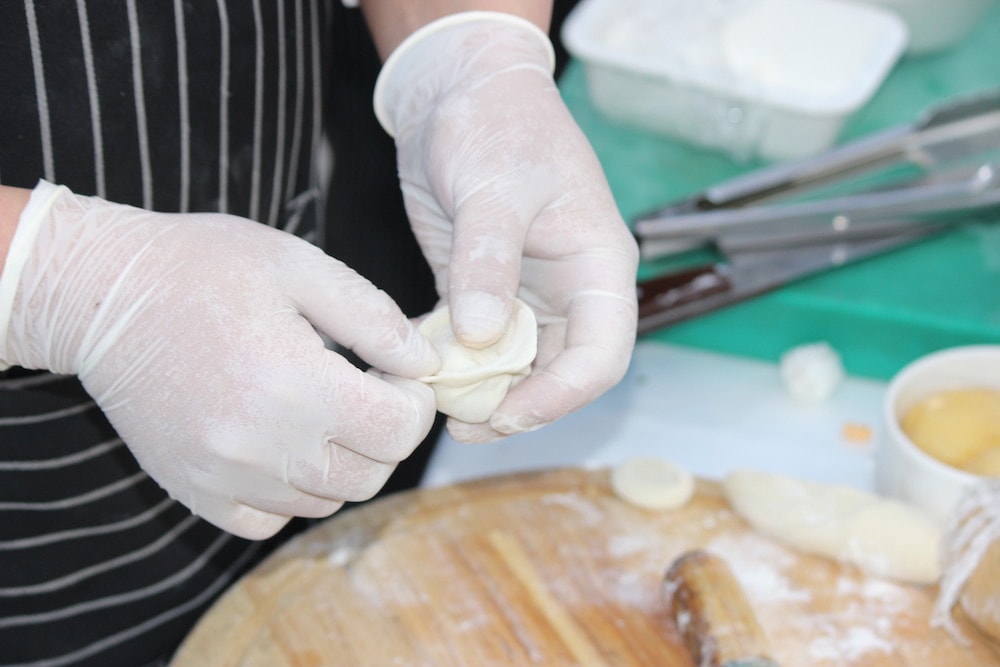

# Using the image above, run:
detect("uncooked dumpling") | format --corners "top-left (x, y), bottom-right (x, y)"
top-left (723, 469), bottom-right (942, 584)
top-left (418, 299), bottom-right (537, 423)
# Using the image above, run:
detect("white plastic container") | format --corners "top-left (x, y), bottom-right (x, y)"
top-left (846, 0), bottom-right (996, 54)
top-left (561, 0), bottom-right (908, 161)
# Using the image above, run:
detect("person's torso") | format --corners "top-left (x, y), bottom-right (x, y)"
top-left (0, 2), bottom-right (329, 664)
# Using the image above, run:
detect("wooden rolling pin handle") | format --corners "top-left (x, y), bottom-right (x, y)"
top-left (664, 549), bottom-right (779, 667)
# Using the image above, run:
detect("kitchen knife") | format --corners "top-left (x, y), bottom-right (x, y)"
top-left (636, 225), bottom-right (940, 335)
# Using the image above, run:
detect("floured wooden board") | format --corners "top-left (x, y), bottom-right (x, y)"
top-left (171, 468), bottom-right (1000, 666)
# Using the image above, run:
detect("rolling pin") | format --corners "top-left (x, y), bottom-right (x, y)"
top-left (664, 550), bottom-right (779, 667)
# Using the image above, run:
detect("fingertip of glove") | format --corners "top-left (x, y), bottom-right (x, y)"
top-left (367, 319), bottom-right (441, 379)
top-left (409, 333), bottom-right (443, 378)
top-left (446, 412), bottom-right (546, 443)
top-left (445, 418), bottom-right (503, 444)
top-left (372, 371), bottom-right (438, 428)
top-left (379, 371), bottom-right (435, 401)
top-left (220, 508), bottom-right (291, 541)
top-left (451, 291), bottom-right (508, 348)
top-left (490, 412), bottom-right (544, 436)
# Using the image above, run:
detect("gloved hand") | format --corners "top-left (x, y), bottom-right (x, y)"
top-left (374, 12), bottom-right (639, 442)
top-left (0, 181), bottom-right (440, 539)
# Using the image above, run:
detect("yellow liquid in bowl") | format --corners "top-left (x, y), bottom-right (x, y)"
top-left (899, 388), bottom-right (1000, 477)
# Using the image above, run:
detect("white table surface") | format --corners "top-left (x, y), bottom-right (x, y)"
top-left (421, 341), bottom-right (888, 490)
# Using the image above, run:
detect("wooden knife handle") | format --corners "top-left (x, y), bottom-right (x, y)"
top-left (635, 264), bottom-right (733, 334)
top-left (637, 265), bottom-right (732, 318)
top-left (664, 550), bottom-right (778, 667)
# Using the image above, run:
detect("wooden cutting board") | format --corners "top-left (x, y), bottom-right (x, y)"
top-left (171, 468), bottom-right (999, 666)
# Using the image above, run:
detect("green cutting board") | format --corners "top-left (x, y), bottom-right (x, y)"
top-left (560, 4), bottom-right (1000, 380)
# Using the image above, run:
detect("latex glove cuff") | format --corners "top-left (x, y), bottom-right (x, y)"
top-left (372, 11), bottom-right (556, 138)
top-left (0, 180), bottom-right (66, 371)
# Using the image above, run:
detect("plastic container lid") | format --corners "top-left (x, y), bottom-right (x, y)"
top-left (562, 0), bottom-right (908, 115)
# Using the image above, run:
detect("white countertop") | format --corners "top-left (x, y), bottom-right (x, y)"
top-left (421, 341), bottom-right (888, 490)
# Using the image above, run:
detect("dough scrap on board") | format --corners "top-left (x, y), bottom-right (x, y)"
top-left (723, 469), bottom-right (942, 584)
top-left (610, 457), bottom-right (695, 511)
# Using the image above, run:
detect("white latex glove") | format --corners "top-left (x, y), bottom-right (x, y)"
top-left (375, 12), bottom-right (639, 442)
top-left (0, 181), bottom-right (440, 539)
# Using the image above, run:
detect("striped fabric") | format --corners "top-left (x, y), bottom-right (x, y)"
top-left (0, 2), bottom-right (331, 664)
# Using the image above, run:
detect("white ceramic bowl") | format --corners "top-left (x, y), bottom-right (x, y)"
top-left (847, 0), bottom-right (996, 54)
top-left (876, 345), bottom-right (1000, 523)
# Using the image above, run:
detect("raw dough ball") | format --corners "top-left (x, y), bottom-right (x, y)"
top-left (723, 469), bottom-right (942, 584)
top-left (610, 457), bottom-right (695, 511)
top-left (779, 342), bottom-right (844, 403)
top-left (418, 299), bottom-right (537, 423)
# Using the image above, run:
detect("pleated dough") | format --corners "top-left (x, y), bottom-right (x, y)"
top-left (418, 299), bottom-right (537, 423)
top-left (723, 469), bottom-right (942, 584)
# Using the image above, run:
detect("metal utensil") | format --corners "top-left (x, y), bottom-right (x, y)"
top-left (633, 88), bottom-right (1000, 265)
top-left (638, 161), bottom-right (999, 249)
top-left (631, 89), bottom-right (1000, 333)
top-left (635, 87), bottom-right (1000, 241)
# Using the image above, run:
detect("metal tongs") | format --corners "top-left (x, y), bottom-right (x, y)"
top-left (635, 88), bottom-right (1000, 334)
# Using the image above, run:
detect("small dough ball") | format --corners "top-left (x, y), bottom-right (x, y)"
top-left (779, 342), bottom-right (844, 403)
top-left (610, 457), bottom-right (695, 511)
top-left (724, 469), bottom-right (942, 584)
top-left (418, 299), bottom-right (537, 424)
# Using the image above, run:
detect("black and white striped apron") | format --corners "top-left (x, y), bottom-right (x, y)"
top-left (0, 2), bottom-right (331, 664)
